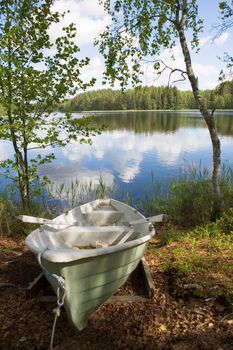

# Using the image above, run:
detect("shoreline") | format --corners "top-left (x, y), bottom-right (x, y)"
top-left (63, 109), bottom-right (233, 113)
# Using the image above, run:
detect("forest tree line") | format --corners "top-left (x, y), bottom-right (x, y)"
top-left (61, 81), bottom-right (233, 111)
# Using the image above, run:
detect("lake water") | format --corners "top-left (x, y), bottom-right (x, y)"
top-left (1, 111), bottom-right (233, 201)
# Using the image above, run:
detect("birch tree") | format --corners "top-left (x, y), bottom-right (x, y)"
top-left (0, 0), bottom-right (97, 211)
top-left (98, 0), bottom-right (222, 214)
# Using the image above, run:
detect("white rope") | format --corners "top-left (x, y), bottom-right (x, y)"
top-left (36, 245), bottom-right (66, 350)
top-left (50, 285), bottom-right (66, 350)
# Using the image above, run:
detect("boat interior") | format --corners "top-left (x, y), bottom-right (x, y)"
top-left (26, 199), bottom-right (150, 254)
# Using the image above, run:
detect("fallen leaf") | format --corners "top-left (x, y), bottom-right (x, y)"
top-left (159, 324), bottom-right (168, 332)
top-left (19, 336), bottom-right (27, 342)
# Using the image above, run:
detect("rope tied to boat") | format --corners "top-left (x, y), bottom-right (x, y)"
top-left (37, 250), bottom-right (66, 350)
top-left (50, 285), bottom-right (66, 350)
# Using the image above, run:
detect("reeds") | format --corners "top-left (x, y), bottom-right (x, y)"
top-left (47, 175), bottom-right (116, 213)
top-left (1, 164), bottom-right (233, 235)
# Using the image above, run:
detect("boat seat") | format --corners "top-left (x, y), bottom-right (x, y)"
top-left (82, 210), bottom-right (123, 226)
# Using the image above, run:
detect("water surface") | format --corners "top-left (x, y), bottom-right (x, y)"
top-left (1, 111), bottom-right (233, 201)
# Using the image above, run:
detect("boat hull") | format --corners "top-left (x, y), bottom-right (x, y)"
top-left (25, 198), bottom-right (155, 330)
top-left (43, 241), bottom-right (147, 330)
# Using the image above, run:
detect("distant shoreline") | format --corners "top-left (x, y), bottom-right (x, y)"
top-left (69, 109), bottom-right (233, 113)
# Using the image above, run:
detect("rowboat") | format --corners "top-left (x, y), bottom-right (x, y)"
top-left (22, 198), bottom-right (156, 330)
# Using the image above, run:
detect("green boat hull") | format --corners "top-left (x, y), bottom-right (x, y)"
top-left (25, 199), bottom-right (155, 330)
top-left (43, 242), bottom-right (147, 330)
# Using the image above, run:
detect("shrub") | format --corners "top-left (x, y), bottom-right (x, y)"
top-left (217, 208), bottom-right (233, 234)
top-left (167, 177), bottom-right (215, 226)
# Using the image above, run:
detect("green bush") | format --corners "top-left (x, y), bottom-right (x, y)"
top-left (167, 177), bottom-right (215, 226)
top-left (0, 195), bottom-right (19, 235)
top-left (217, 208), bottom-right (233, 234)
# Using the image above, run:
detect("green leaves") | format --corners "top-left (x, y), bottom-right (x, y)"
top-left (0, 0), bottom-right (97, 210)
top-left (98, 0), bottom-right (203, 88)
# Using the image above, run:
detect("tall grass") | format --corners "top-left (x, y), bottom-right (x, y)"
top-left (138, 165), bottom-right (233, 227)
top-left (1, 164), bottom-right (233, 235)
top-left (47, 175), bottom-right (116, 213)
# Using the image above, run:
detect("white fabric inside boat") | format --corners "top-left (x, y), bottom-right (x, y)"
top-left (25, 198), bottom-right (155, 262)
top-left (58, 225), bottom-right (127, 246)
top-left (41, 232), bottom-right (154, 262)
top-left (25, 226), bottom-right (73, 254)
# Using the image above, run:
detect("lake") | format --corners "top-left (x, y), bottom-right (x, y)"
top-left (1, 111), bottom-right (233, 201)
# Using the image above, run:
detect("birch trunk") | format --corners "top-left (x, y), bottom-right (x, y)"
top-left (176, 4), bottom-right (222, 214)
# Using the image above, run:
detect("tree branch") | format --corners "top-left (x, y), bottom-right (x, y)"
top-left (142, 58), bottom-right (187, 87)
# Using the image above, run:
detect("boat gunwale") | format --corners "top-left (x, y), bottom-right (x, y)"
top-left (25, 198), bottom-right (155, 263)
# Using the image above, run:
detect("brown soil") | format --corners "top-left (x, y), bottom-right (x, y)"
top-left (0, 235), bottom-right (232, 350)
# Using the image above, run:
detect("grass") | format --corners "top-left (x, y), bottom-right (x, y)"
top-left (149, 220), bottom-right (233, 306)
top-left (0, 246), bottom-right (12, 254)
top-left (138, 164), bottom-right (233, 227)
top-left (46, 176), bottom-right (117, 213)
top-left (0, 176), bottom-right (118, 236)
top-left (1, 164), bottom-right (233, 234)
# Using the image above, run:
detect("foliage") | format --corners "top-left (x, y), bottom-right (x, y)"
top-left (217, 208), bottom-right (233, 234)
top-left (166, 176), bottom-right (214, 227)
top-left (138, 165), bottom-right (233, 227)
top-left (0, 194), bottom-right (17, 235)
top-left (219, 1), bottom-right (233, 30)
top-left (218, 1), bottom-right (233, 80)
top-left (0, 191), bottom-right (52, 236)
top-left (0, 0), bottom-right (97, 211)
top-left (61, 84), bottom-right (233, 111)
top-left (97, 0), bottom-right (203, 87)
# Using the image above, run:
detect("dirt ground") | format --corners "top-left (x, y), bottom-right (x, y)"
top-left (0, 235), bottom-right (232, 350)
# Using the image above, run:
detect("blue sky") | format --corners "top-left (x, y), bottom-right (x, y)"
top-left (49, 0), bottom-right (233, 91)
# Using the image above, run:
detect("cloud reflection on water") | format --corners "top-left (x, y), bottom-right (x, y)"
top-left (1, 112), bottom-right (233, 192)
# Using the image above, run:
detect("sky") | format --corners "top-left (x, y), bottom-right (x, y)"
top-left (49, 0), bottom-right (233, 91)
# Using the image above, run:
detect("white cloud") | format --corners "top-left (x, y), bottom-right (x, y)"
top-left (58, 126), bottom-right (216, 182)
top-left (214, 32), bottom-right (230, 46)
top-left (80, 56), bottom-right (104, 88)
top-left (74, 0), bottom-right (106, 18)
top-left (198, 33), bottom-right (230, 47)
top-left (141, 45), bottom-right (220, 90)
top-left (199, 35), bottom-right (212, 47)
top-left (39, 162), bottom-right (114, 187)
top-left (49, 0), bottom-right (111, 46)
